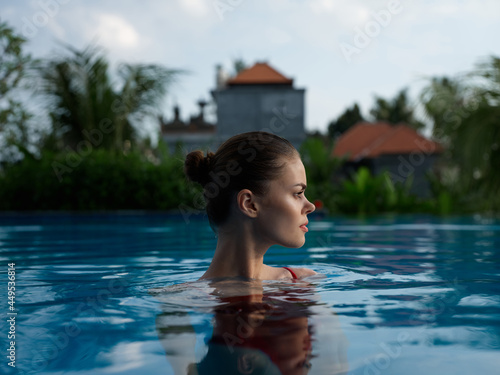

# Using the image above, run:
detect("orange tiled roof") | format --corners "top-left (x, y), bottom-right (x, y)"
top-left (227, 62), bottom-right (293, 85)
top-left (332, 122), bottom-right (443, 161)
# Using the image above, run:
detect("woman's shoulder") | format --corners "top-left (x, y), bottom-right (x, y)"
top-left (280, 266), bottom-right (317, 279)
top-left (290, 267), bottom-right (317, 278)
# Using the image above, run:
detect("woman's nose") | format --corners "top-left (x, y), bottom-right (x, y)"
top-left (305, 197), bottom-right (315, 214)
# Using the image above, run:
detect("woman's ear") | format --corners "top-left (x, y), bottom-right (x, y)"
top-left (237, 189), bottom-right (258, 218)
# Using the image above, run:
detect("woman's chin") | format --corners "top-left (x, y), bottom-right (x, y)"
top-left (282, 239), bottom-right (306, 248)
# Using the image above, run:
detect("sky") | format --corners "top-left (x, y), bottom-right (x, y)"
top-left (2, 0), bottom-right (500, 135)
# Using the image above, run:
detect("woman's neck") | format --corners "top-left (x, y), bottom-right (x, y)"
top-left (200, 223), bottom-right (270, 280)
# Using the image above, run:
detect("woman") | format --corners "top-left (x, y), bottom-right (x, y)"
top-left (156, 279), bottom-right (318, 375)
top-left (184, 131), bottom-right (317, 281)
top-left (154, 134), bottom-right (350, 374)
top-left (155, 278), bottom-right (349, 375)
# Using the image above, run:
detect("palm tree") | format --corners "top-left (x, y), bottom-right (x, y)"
top-left (420, 56), bottom-right (500, 204)
top-left (36, 44), bottom-right (181, 151)
top-left (370, 88), bottom-right (425, 131)
top-left (460, 56), bottom-right (500, 196)
top-left (0, 21), bottom-right (34, 161)
top-left (327, 103), bottom-right (364, 139)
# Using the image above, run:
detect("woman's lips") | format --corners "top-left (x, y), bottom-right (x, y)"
top-left (300, 224), bottom-right (308, 232)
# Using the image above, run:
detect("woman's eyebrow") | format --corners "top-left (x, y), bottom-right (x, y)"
top-left (293, 183), bottom-right (307, 189)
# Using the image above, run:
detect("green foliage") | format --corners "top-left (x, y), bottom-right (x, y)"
top-left (336, 167), bottom-right (380, 214)
top-left (327, 103), bottom-right (364, 139)
top-left (333, 167), bottom-right (424, 215)
top-left (370, 88), bottom-right (426, 131)
top-left (0, 21), bottom-right (35, 159)
top-left (0, 21), bottom-right (31, 103)
top-left (300, 137), bottom-right (341, 211)
top-left (420, 55), bottom-right (500, 205)
top-left (301, 137), bottom-right (340, 182)
top-left (1, 20), bottom-right (498, 215)
top-left (232, 57), bottom-right (248, 75)
top-left (0, 149), bottom-right (200, 211)
top-left (35, 44), bottom-right (182, 151)
top-left (301, 136), bottom-right (436, 215)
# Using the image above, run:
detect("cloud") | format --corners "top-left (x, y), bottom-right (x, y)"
top-left (91, 13), bottom-right (140, 50)
top-left (179, 0), bottom-right (211, 18)
top-left (2, 0), bottom-right (500, 132)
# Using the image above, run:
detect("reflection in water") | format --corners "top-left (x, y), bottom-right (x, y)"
top-left (3, 215), bottom-right (498, 374)
top-left (153, 278), bottom-right (349, 375)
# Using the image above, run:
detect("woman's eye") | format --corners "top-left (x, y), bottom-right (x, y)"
top-left (295, 191), bottom-right (304, 196)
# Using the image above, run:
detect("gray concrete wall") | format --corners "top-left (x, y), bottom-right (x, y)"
top-left (372, 153), bottom-right (439, 198)
top-left (212, 85), bottom-right (305, 149)
top-left (162, 133), bottom-right (217, 153)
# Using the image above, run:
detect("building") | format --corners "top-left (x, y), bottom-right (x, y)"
top-left (160, 100), bottom-right (216, 153)
top-left (332, 122), bottom-right (443, 197)
top-left (212, 62), bottom-right (306, 149)
top-left (160, 62), bottom-right (306, 152)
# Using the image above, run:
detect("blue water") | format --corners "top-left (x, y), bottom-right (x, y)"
top-left (1, 213), bottom-right (499, 374)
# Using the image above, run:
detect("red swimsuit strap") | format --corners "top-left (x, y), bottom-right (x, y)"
top-left (283, 267), bottom-right (298, 279)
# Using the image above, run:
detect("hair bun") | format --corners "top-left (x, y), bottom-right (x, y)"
top-left (184, 150), bottom-right (215, 186)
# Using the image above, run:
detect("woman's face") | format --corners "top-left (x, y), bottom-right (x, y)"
top-left (255, 156), bottom-right (315, 248)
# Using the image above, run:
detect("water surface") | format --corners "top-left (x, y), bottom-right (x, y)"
top-left (1, 213), bottom-right (499, 374)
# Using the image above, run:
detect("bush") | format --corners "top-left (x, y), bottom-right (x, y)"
top-left (332, 167), bottom-right (426, 215)
top-left (0, 149), bottom-right (201, 211)
top-left (300, 137), bottom-right (342, 212)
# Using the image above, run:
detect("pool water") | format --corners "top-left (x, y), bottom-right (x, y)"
top-left (1, 213), bottom-right (499, 374)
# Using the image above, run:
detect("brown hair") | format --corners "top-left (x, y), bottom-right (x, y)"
top-left (184, 131), bottom-right (299, 227)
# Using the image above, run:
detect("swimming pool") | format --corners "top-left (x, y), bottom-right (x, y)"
top-left (1, 213), bottom-right (499, 374)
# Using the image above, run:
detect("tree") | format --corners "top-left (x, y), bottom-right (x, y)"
top-left (0, 21), bottom-right (34, 160)
top-left (420, 76), bottom-right (467, 146)
top-left (300, 137), bottom-right (342, 212)
top-left (327, 103), bottom-right (364, 139)
top-left (35, 44), bottom-right (182, 152)
top-left (232, 57), bottom-right (248, 75)
top-left (420, 56), bottom-right (500, 207)
top-left (370, 88), bottom-right (425, 131)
